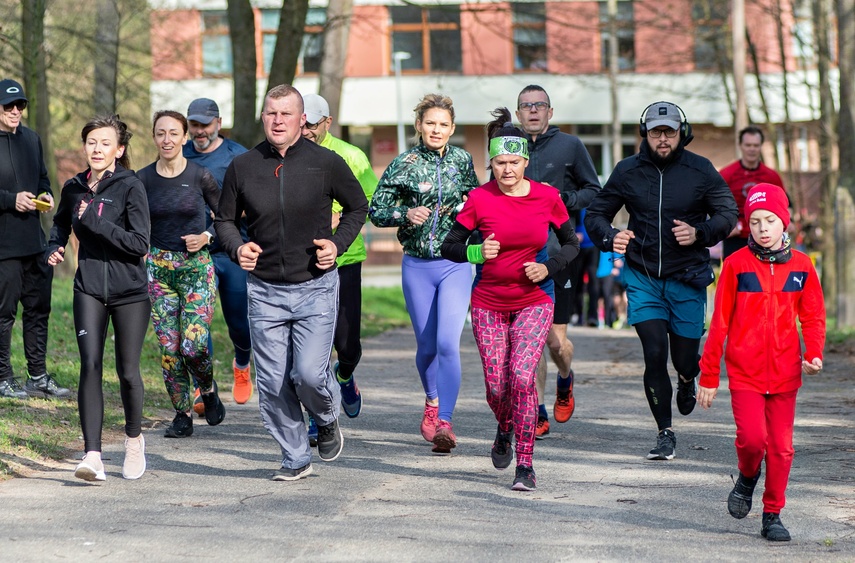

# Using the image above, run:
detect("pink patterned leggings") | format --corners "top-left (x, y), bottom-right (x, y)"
top-left (471, 303), bottom-right (553, 467)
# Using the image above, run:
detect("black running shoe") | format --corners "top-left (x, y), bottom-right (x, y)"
top-left (646, 429), bottom-right (676, 460)
top-left (511, 464), bottom-right (536, 491)
top-left (202, 387), bottom-right (226, 426)
top-left (491, 426), bottom-right (513, 470)
top-left (317, 419), bottom-right (343, 462)
top-left (676, 376), bottom-right (697, 415)
top-left (761, 512), bottom-right (791, 541)
top-left (272, 463), bottom-right (313, 481)
top-left (24, 373), bottom-right (71, 399)
top-left (728, 470), bottom-right (761, 519)
top-left (164, 411), bottom-right (194, 438)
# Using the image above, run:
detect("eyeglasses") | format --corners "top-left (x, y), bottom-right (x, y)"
top-left (518, 102), bottom-right (549, 112)
top-left (648, 128), bottom-right (679, 138)
top-left (304, 117), bottom-right (328, 131)
top-left (2, 100), bottom-right (27, 112)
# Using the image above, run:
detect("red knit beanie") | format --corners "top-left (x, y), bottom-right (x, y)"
top-left (745, 183), bottom-right (790, 229)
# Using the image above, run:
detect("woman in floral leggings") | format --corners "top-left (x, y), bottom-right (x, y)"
top-left (138, 110), bottom-right (224, 438)
top-left (441, 108), bottom-right (579, 491)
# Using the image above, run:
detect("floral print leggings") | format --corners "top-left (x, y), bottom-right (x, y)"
top-left (471, 303), bottom-right (553, 468)
top-left (147, 247), bottom-right (216, 413)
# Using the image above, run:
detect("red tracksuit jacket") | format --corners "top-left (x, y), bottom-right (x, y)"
top-left (700, 245), bottom-right (826, 394)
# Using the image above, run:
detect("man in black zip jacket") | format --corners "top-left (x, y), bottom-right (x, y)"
top-left (585, 101), bottom-right (737, 461)
top-left (214, 84), bottom-right (368, 482)
top-left (515, 85), bottom-right (602, 438)
top-left (0, 78), bottom-right (69, 400)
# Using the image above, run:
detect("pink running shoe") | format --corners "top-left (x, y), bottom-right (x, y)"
top-left (431, 420), bottom-right (457, 454)
top-left (421, 402), bottom-right (439, 442)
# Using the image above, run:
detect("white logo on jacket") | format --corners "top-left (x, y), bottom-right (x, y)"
top-left (793, 275), bottom-right (804, 288)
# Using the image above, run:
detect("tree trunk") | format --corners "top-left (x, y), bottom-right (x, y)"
top-left (21, 0), bottom-right (55, 235)
top-left (94, 0), bottom-right (119, 116)
top-left (838, 0), bottom-right (855, 196)
top-left (319, 0), bottom-right (353, 138)
top-left (267, 0), bottom-right (310, 93)
top-left (815, 0), bottom-right (839, 320)
top-left (227, 0), bottom-right (261, 148)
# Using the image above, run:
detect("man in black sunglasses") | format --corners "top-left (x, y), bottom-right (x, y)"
top-left (0, 78), bottom-right (69, 400)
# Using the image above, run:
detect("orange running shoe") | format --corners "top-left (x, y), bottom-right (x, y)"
top-left (553, 370), bottom-right (575, 423)
top-left (535, 416), bottom-right (550, 439)
top-left (192, 388), bottom-right (205, 417)
top-left (232, 361), bottom-right (253, 404)
top-left (431, 420), bottom-right (456, 454)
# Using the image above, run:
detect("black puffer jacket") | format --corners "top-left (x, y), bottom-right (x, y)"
top-left (47, 166), bottom-right (150, 305)
top-left (585, 139), bottom-right (737, 279)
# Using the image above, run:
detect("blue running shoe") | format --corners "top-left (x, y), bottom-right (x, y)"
top-left (336, 362), bottom-right (362, 418)
top-left (307, 413), bottom-right (318, 447)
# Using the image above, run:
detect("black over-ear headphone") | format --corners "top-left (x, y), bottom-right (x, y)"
top-left (638, 101), bottom-right (692, 140)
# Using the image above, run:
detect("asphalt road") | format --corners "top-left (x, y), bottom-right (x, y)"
top-left (1, 324), bottom-right (854, 562)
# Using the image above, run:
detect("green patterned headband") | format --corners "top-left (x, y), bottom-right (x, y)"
top-left (489, 136), bottom-right (529, 159)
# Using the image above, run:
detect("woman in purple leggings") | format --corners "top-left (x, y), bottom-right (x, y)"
top-left (441, 108), bottom-right (579, 490)
top-left (369, 94), bottom-right (479, 454)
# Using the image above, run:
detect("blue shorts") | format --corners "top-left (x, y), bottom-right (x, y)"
top-left (621, 265), bottom-right (706, 339)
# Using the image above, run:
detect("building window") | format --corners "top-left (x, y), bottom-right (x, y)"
top-left (575, 124), bottom-right (637, 177)
top-left (389, 5), bottom-right (462, 73)
top-left (512, 3), bottom-right (547, 72)
top-left (262, 8), bottom-right (327, 76)
top-left (598, 1), bottom-right (634, 71)
top-left (201, 11), bottom-right (232, 76)
top-left (692, 0), bottom-right (729, 71)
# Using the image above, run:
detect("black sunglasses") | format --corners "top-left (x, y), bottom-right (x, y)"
top-left (304, 117), bottom-right (328, 131)
top-left (3, 100), bottom-right (27, 112)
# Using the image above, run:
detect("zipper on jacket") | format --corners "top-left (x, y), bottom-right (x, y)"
top-left (278, 156), bottom-right (287, 280)
top-left (766, 261), bottom-right (775, 394)
top-left (429, 153), bottom-right (444, 259)
top-left (657, 169), bottom-right (664, 277)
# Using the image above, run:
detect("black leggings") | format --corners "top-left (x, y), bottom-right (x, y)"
top-left (334, 262), bottom-right (363, 378)
top-left (634, 319), bottom-right (701, 431)
top-left (74, 292), bottom-right (150, 452)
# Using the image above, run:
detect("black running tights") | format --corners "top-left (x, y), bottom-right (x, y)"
top-left (74, 292), bottom-right (150, 452)
top-left (634, 319), bottom-right (701, 431)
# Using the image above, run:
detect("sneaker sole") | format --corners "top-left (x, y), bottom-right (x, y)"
top-left (272, 465), bottom-right (313, 481)
top-left (511, 481), bottom-right (536, 491)
top-left (318, 427), bottom-right (344, 462)
top-left (646, 452), bottom-right (676, 460)
top-left (25, 390), bottom-right (72, 399)
top-left (74, 464), bottom-right (106, 482)
top-left (432, 433), bottom-right (457, 452)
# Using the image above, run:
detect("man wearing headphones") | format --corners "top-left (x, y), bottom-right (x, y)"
top-left (585, 101), bottom-right (737, 461)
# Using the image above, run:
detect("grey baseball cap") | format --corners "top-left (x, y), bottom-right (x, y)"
top-left (644, 102), bottom-right (681, 130)
top-left (0, 79), bottom-right (27, 106)
top-left (187, 98), bottom-right (220, 124)
top-left (303, 94), bottom-right (330, 124)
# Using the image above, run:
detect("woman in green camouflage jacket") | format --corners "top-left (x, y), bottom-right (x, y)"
top-left (369, 93), bottom-right (479, 455)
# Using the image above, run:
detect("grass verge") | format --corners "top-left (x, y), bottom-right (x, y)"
top-left (0, 277), bottom-right (408, 479)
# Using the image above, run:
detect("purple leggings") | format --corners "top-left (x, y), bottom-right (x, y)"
top-left (401, 255), bottom-right (471, 422)
top-left (471, 303), bottom-right (553, 467)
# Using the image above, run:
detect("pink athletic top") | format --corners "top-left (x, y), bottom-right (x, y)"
top-left (455, 179), bottom-right (569, 311)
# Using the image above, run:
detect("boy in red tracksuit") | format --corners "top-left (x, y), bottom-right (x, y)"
top-left (697, 183), bottom-right (825, 542)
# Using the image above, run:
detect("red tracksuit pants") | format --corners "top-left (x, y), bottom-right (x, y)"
top-left (730, 388), bottom-right (798, 514)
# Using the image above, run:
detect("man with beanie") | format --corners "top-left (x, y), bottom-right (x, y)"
top-left (301, 93), bottom-right (377, 423)
top-left (698, 182), bottom-right (825, 542)
top-left (0, 78), bottom-right (69, 400)
top-left (184, 97), bottom-right (253, 408)
top-left (514, 84), bottom-right (602, 439)
top-left (586, 101), bottom-right (737, 460)
top-left (719, 126), bottom-right (787, 259)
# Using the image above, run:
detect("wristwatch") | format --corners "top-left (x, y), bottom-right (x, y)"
top-left (205, 232), bottom-right (214, 245)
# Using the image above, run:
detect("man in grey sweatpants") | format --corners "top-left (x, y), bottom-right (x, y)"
top-left (214, 84), bottom-right (368, 481)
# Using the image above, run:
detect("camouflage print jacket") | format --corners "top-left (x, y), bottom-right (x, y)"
top-left (369, 143), bottom-right (479, 259)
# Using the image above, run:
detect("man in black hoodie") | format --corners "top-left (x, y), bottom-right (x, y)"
top-left (0, 78), bottom-right (69, 400)
top-left (215, 84), bottom-right (368, 481)
top-left (586, 101), bottom-right (737, 461)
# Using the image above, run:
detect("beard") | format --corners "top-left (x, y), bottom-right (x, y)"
top-left (649, 145), bottom-right (678, 167)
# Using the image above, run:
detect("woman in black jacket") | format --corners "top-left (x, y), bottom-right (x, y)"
top-left (46, 115), bottom-right (151, 482)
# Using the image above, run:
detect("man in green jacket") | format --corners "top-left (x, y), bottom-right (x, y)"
top-left (302, 93), bottom-right (377, 423)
